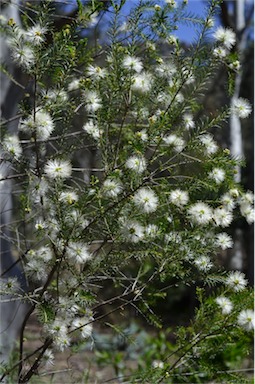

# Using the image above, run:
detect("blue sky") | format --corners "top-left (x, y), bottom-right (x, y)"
top-left (174, 1), bottom-right (215, 42)
top-left (58, 0), bottom-right (253, 43)
top-left (59, 0), bottom-right (214, 43)
top-left (120, 0), bottom-right (215, 43)
top-left (58, 0), bottom-right (254, 43)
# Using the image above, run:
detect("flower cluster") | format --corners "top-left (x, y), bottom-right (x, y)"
top-left (213, 26), bottom-right (236, 50)
top-left (19, 110), bottom-right (54, 140)
top-left (133, 188), bottom-right (158, 213)
top-left (44, 159), bottom-right (72, 179)
top-left (83, 120), bottom-right (101, 140)
top-left (215, 273), bottom-right (254, 333)
top-left (66, 241), bottom-right (92, 265)
top-left (231, 98), bottom-right (252, 119)
top-left (25, 246), bottom-right (53, 281)
top-left (1, 1), bottom-right (253, 381)
top-left (6, 23), bottom-right (47, 69)
top-left (225, 271), bottom-right (248, 292)
top-left (2, 135), bottom-right (22, 159)
top-left (125, 155), bottom-right (147, 174)
top-left (102, 179), bottom-right (123, 198)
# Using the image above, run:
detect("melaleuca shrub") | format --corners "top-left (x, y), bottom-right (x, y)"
top-left (0, 0), bottom-right (253, 382)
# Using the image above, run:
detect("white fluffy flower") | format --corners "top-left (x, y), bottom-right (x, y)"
top-left (47, 319), bottom-right (70, 351)
top-left (213, 207), bottom-right (233, 227)
top-left (238, 193), bottom-right (254, 223)
top-left (156, 62), bottom-right (177, 78)
top-left (54, 333), bottom-right (71, 352)
top-left (83, 120), bottom-right (101, 140)
top-left (169, 189), bottom-right (189, 207)
top-left (3, 135), bottom-right (22, 159)
top-left (58, 296), bottom-right (79, 317)
top-left (239, 202), bottom-right (254, 224)
top-left (168, 35), bottom-right (178, 46)
top-left (125, 155), bottom-right (147, 174)
top-left (229, 189), bottom-right (239, 198)
top-left (38, 246), bottom-right (53, 262)
top-left (163, 134), bottom-right (185, 152)
top-left (229, 60), bottom-right (241, 71)
top-left (47, 319), bottom-right (67, 337)
top-left (122, 55), bottom-right (143, 73)
top-left (140, 108), bottom-right (150, 119)
top-left (213, 26), bottom-right (236, 50)
top-left (239, 191), bottom-right (254, 205)
top-left (205, 17), bottom-right (214, 28)
top-left (133, 188), bottom-right (158, 213)
top-left (131, 72), bottom-right (152, 93)
top-left (136, 129), bottom-right (148, 142)
top-left (31, 177), bottom-right (49, 204)
top-left (43, 89), bottom-right (68, 104)
top-left (67, 241), bottom-right (92, 264)
top-left (208, 168), bottom-right (226, 184)
top-left (213, 47), bottom-right (228, 59)
top-left (11, 44), bottom-right (35, 68)
top-left (144, 224), bottom-right (159, 238)
top-left (7, 27), bottom-right (25, 46)
top-left (19, 116), bottom-right (34, 135)
top-left (188, 202), bottom-right (213, 225)
top-left (148, 114), bottom-right (159, 124)
top-left (25, 24), bottom-right (47, 45)
top-left (35, 111), bottom-right (55, 134)
top-left (215, 296), bottom-right (233, 314)
top-left (25, 258), bottom-right (48, 281)
top-left (27, 246), bottom-right (53, 262)
top-left (194, 256), bottom-right (213, 272)
top-left (19, 110), bottom-right (54, 140)
top-left (215, 232), bottom-right (233, 250)
top-left (87, 64), bottom-right (107, 80)
top-left (220, 192), bottom-right (236, 210)
top-left (84, 91), bottom-right (102, 113)
top-left (157, 92), bottom-right (171, 105)
top-left (225, 271), bottom-right (248, 292)
top-left (146, 41), bottom-right (156, 51)
top-left (68, 79), bottom-right (81, 91)
top-left (121, 220), bottom-right (144, 243)
top-left (67, 210), bottom-right (89, 230)
top-left (237, 310), bottom-right (254, 331)
top-left (199, 134), bottom-right (218, 155)
top-left (71, 318), bottom-right (93, 339)
top-left (35, 219), bottom-right (47, 231)
top-left (102, 179), bottom-right (123, 198)
top-left (118, 21), bottom-right (129, 33)
top-left (164, 0), bottom-right (177, 8)
top-left (0, 277), bottom-right (20, 294)
top-left (183, 113), bottom-right (195, 129)
top-left (231, 98), bottom-right (252, 119)
top-left (44, 159), bottom-right (72, 179)
top-left (165, 231), bottom-right (182, 244)
top-left (42, 349), bottom-right (54, 368)
top-left (152, 360), bottom-right (164, 369)
top-left (59, 191), bottom-right (79, 204)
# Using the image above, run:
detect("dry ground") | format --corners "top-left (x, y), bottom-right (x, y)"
top-left (18, 314), bottom-right (139, 384)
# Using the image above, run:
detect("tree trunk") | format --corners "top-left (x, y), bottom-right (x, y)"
top-left (0, 0), bottom-right (29, 368)
top-left (230, 0), bottom-right (246, 183)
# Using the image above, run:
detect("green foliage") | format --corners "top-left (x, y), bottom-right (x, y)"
top-left (0, 0), bottom-right (253, 383)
